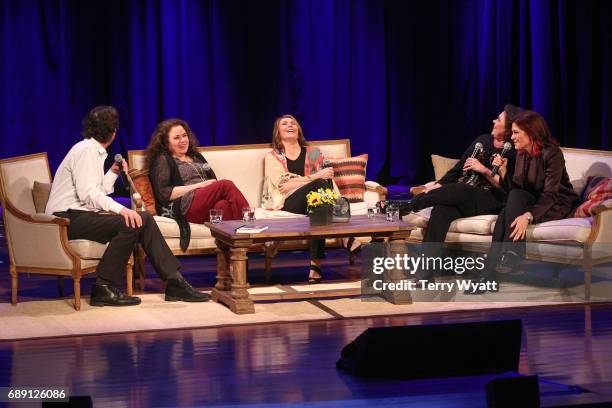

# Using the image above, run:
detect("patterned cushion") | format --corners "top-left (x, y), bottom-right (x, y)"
top-left (329, 154), bottom-right (368, 203)
top-left (128, 169), bottom-right (157, 215)
top-left (574, 178), bottom-right (612, 217)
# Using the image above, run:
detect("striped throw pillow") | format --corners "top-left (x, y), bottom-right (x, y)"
top-left (329, 154), bottom-right (368, 203)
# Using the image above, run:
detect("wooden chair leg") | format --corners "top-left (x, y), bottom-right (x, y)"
top-left (584, 244), bottom-right (592, 302)
top-left (126, 260), bottom-right (133, 296)
top-left (73, 278), bottom-right (81, 311)
top-left (58, 277), bottom-right (65, 297)
top-left (10, 266), bottom-right (17, 306)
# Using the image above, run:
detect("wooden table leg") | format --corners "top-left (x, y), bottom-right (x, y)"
top-left (382, 233), bottom-right (413, 305)
top-left (211, 240), bottom-right (255, 314)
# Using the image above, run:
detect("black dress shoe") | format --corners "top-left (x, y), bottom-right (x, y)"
top-left (165, 276), bottom-right (211, 302)
top-left (463, 276), bottom-right (500, 295)
top-left (495, 251), bottom-right (522, 274)
top-left (90, 284), bottom-right (142, 307)
top-left (376, 200), bottom-right (414, 216)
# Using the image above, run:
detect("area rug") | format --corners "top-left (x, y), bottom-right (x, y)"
top-left (0, 281), bottom-right (589, 341)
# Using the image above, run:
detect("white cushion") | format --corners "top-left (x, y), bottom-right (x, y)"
top-left (526, 217), bottom-right (592, 243)
top-left (403, 207), bottom-right (497, 235)
top-left (153, 216), bottom-right (212, 239)
top-left (69, 240), bottom-right (108, 260)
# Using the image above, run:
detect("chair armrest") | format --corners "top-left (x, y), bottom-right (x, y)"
top-left (365, 181), bottom-right (387, 201)
top-left (2, 201), bottom-right (80, 268)
top-left (589, 199), bottom-right (612, 244)
top-left (132, 192), bottom-right (144, 212)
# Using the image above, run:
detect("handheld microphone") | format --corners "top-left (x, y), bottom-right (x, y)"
top-left (463, 142), bottom-right (483, 176)
top-left (490, 142), bottom-right (513, 176)
top-left (321, 159), bottom-right (333, 188)
top-left (114, 154), bottom-right (130, 189)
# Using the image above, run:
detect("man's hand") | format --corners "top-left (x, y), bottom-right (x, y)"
top-left (463, 157), bottom-right (488, 175)
top-left (509, 212), bottom-right (530, 241)
top-left (111, 159), bottom-right (129, 175)
top-left (119, 207), bottom-right (143, 228)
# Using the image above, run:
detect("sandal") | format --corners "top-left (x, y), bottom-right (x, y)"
top-left (308, 263), bottom-right (323, 284)
top-left (344, 237), bottom-right (362, 256)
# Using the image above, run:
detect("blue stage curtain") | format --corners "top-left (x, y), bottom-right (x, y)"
top-left (1, 0), bottom-right (610, 183)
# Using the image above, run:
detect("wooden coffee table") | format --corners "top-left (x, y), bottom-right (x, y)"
top-left (206, 215), bottom-right (416, 314)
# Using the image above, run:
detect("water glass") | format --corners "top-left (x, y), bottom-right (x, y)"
top-left (385, 205), bottom-right (399, 222)
top-left (367, 203), bottom-right (379, 219)
top-left (242, 206), bottom-right (255, 222)
top-left (209, 209), bottom-right (223, 224)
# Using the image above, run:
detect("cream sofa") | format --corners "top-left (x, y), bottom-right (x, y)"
top-left (405, 147), bottom-right (612, 300)
top-left (128, 140), bottom-right (387, 283)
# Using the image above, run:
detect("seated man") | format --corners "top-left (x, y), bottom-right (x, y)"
top-left (45, 105), bottom-right (209, 306)
top-left (382, 104), bottom-right (523, 282)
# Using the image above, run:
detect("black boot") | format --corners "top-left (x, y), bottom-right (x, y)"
top-left (495, 251), bottom-right (522, 274)
top-left (90, 284), bottom-right (142, 307)
top-left (376, 200), bottom-right (414, 216)
top-left (165, 275), bottom-right (211, 302)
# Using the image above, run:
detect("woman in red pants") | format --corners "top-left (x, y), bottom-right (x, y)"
top-left (145, 118), bottom-right (250, 251)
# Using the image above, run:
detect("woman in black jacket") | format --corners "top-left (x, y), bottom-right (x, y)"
top-left (467, 110), bottom-right (579, 294)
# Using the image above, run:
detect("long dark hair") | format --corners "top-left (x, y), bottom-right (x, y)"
top-left (512, 110), bottom-right (559, 157)
top-left (145, 118), bottom-right (200, 169)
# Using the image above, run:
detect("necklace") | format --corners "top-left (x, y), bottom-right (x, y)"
top-left (186, 161), bottom-right (206, 182)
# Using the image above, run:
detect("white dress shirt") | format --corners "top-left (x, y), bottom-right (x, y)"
top-left (45, 138), bottom-right (124, 214)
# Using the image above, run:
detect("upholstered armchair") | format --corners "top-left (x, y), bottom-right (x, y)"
top-left (0, 153), bottom-right (133, 310)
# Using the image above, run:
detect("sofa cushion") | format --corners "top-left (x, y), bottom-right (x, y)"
top-left (154, 216), bottom-right (212, 239)
top-left (431, 155), bottom-right (460, 180)
top-left (402, 206), bottom-right (498, 235)
top-left (574, 177), bottom-right (612, 217)
top-left (526, 217), bottom-right (592, 243)
top-left (329, 154), bottom-right (368, 203)
top-left (128, 168), bottom-right (157, 215)
top-left (32, 181), bottom-right (51, 213)
top-left (69, 240), bottom-right (108, 260)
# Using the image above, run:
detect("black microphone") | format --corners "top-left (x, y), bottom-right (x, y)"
top-left (321, 158), bottom-right (333, 188)
top-left (114, 154), bottom-right (130, 189)
top-left (490, 142), bottom-right (513, 176)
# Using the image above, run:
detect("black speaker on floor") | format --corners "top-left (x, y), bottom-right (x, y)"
top-left (336, 319), bottom-right (522, 379)
top-left (486, 376), bottom-right (540, 408)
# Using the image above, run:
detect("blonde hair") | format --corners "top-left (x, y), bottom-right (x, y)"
top-left (272, 114), bottom-right (307, 152)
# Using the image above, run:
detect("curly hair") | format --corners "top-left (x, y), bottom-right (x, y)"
top-left (512, 110), bottom-right (559, 157)
top-left (145, 118), bottom-right (200, 169)
top-left (272, 114), bottom-right (307, 152)
top-left (81, 106), bottom-right (119, 143)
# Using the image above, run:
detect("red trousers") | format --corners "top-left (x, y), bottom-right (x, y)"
top-left (185, 180), bottom-right (250, 223)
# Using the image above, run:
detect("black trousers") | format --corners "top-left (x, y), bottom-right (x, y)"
top-left (54, 210), bottom-right (180, 286)
top-left (483, 189), bottom-right (537, 276)
top-left (283, 179), bottom-right (329, 259)
top-left (411, 183), bottom-right (505, 242)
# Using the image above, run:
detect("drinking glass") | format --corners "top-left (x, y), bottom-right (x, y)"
top-left (367, 203), bottom-right (379, 219)
top-left (209, 209), bottom-right (223, 224)
top-left (385, 204), bottom-right (399, 222)
top-left (242, 207), bottom-right (255, 222)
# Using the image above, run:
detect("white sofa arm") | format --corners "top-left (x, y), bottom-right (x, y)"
top-left (364, 180), bottom-right (387, 201)
top-left (591, 199), bottom-right (612, 244)
top-left (4, 208), bottom-right (78, 269)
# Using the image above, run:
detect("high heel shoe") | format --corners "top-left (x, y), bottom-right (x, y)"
top-left (308, 263), bottom-right (323, 284)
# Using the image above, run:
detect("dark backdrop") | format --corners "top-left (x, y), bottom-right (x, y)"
top-left (1, 0), bottom-right (611, 184)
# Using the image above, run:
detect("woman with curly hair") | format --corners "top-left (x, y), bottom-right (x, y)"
top-left (145, 118), bottom-right (249, 251)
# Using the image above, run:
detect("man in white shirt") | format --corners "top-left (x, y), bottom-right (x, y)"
top-left (46, 106), bottom-right (209, 306)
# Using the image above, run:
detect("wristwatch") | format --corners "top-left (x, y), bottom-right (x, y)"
top-left (525, 212), bottom-right (534, 224)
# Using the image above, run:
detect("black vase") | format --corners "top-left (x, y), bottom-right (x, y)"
top-left (309, 205), bottom-right (333, 226)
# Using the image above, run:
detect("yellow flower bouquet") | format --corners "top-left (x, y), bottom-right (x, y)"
top-left (306, 188), bottom-right (338, 226)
